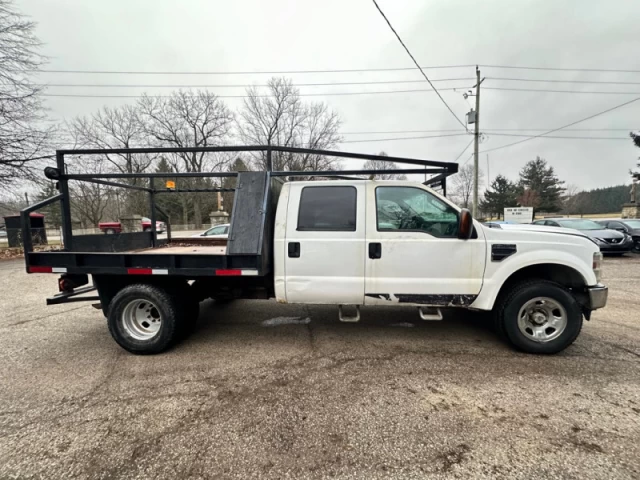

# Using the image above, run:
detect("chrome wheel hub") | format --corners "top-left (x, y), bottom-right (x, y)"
top-left (122, 299), bottom-right (162, 341)
top-left (517, 297), bottom-right (567, 343)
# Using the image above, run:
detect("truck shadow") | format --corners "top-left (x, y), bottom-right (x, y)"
top-left (193, 299), bottom-right (502, 349)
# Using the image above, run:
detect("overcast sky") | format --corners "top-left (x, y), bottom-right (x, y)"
top-left (21, 0), bottom-right (640, 190)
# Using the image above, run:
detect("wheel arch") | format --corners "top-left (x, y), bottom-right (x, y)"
top-left (473, 262), bottom-right (591, 311)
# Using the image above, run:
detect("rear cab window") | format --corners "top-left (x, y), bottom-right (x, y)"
top-left (297, 186), bottom-right (357, 231)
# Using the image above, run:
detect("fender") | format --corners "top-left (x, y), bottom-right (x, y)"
top-left (471, 248), bottom-right (597, 311)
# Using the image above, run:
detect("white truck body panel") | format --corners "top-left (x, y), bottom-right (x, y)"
top-left (274, 179), bottom-right (600, 311)
top-left (278, 181), bottom-right (367, 305)
top-left (471, 225), bottom-right (598, 310)
top-left (363, 181), bottom-right (487, 305)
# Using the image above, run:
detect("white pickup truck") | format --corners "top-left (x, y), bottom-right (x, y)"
top-left (271, 180), bottom-right (607, 354)
top-left (26, 160), bottom-right (608, 356)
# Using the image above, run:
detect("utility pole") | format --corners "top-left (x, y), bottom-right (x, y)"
top-left (472, 66), bottom-right (481, 217)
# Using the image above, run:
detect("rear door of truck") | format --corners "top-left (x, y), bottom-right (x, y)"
top-left (283, 181), bottom-right (366, 304)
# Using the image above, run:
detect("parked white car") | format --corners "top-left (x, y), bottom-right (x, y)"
top-left (191, 223), bottom-right (230, 238)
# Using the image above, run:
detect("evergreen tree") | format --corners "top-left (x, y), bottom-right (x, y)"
top-left (518, 157), bottom-right (565, 212)
top-left (480, 175), bottom-right (518, 219)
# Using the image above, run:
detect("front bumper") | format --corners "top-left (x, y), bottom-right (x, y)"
top-left (588, 284), bottom-right (608, 310)
top-left (599, 238), bottom-right (634, 253)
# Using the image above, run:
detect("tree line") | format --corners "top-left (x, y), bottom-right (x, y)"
top-left (476, 156), bottom-right (633, 219)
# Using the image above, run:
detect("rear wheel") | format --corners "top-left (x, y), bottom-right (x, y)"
top-left (495, 280), bottom-right (583, 354)
top-left (108, 284), bottom-right (180, 354)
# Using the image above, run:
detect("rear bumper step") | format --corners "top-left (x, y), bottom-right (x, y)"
top-left (46, 285), bottom-right (100, 305)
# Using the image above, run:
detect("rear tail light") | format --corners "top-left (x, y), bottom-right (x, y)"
top-left (593, 252), bottom-right (603, 283)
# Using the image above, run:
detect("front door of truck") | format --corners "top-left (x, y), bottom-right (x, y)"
top-left (284, 182), bottom-right (366, 304)
top-left (364, 183), bottom-right (486, 306)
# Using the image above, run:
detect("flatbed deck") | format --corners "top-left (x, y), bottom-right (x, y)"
top-left (134, 245), bottom-right (226, 255)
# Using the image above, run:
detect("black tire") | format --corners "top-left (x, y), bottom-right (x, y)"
top-left (105, 228), bottom-right (116, 235)
top-left (107, 284), bottom-right (180, 354)
top-left (495, 280), bottom-right (583, 354)
top-left (633, 240), bottom-right (640, 254)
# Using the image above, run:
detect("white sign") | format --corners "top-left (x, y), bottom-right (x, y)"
top-left (504, 207), bottom-right (534, 224)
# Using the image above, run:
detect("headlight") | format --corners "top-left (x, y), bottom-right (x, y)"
top-left (593, 252), bottom-right (603, 283)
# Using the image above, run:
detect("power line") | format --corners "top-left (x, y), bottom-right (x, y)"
top-left (480, 64), bottom-right (640, 73)
top-left (484, 86), bottom-right (640, 95)
top-left (370, 0), bottom-right (467, 129)
top-left (40, 87), bottom-right (470, 99)
top-left (484, 133), bottom-right (629, 140)
top-left (489, 77), bottom-right (640, 86)
top-left (41, 86), bottom-right (640, 99)
top-left (40, 78), bottom-right (476, 88)
top-left (32, 63), bottom-right (640, 76)
top-left (480, 96), bottom-right (640, 154)
top-left (341, 128), bottom-right (637, 135)
top-left (34, 65), bottom-right (475, 75)
top-left (39, 77), bottom-right (640, 89)
top-left (341, 133), bottom-right (468, 143)
top-left (453, 138), bottom-right (474, 162)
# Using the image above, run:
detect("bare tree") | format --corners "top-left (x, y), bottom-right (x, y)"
top-left (67, 105), bottom-right (152, 179)
top-left (450, 164), bottom-right (484, 209)
top-left (363, 151), bottom-right (407, 180)
top-left (237, 77), bottom-right (342, 173)
top-left (0, 0), bottom-right (53, 186)
top-left (68, 159), bottom-right (111, 228)
top-left (138, 90), bottom-right (234, 227)
top-left (562, 184), bottom-right (588, 216)
top-left (66, 104), bottom-right (155, 216)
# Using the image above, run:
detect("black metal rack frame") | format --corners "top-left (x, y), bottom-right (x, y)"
top-left (20, 145), bottom-right (458, 270)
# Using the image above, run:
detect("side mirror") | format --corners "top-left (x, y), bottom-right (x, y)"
top-left (458, 208), bottom-right (473, 240)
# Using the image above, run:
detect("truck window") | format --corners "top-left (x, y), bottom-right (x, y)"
top-left (297, 186), bottom-right (357, 231)
top-left (376, 186), bottom-right (458, 238)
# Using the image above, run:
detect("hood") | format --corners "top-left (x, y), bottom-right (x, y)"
top-left (578, 228), bottom-right (625, 240)
top-left (491, 223), bottom-right (589, 238)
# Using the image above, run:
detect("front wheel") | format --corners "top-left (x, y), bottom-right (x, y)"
top-left (107, 284), bottom-right (180, 354)
top-left (495, 280), bottom-right (583, 354)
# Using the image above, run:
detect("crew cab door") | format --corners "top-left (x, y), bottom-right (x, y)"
top-left (284, 182), bottom-right (366, 304)
top-left (364, 183), bottom-right (486, 306)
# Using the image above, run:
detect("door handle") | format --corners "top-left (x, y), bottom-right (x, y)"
top-left (288, 242), bottom-right (300, 258)
top-left (369, 242), bottom-right (382, 259)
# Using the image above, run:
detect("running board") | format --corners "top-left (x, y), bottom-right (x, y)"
top-left (418, 307), bottom-right (443, 321)
top-left (339, 305), bottom-right (361, 323)
top-left (46, 285), bottom-right (100, 305)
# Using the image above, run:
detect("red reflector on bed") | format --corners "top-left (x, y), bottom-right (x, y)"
top-left (29, 266), bottom-right (52, 273)
top-left (127, 268), bottom-right (153, 275)
top-left (216, 269), bottom-right (242, 276)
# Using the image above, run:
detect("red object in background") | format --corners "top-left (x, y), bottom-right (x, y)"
top-left (98, 218), bottom-right (165, 234)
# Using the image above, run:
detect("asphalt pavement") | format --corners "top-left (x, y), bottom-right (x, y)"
top-left (0, 256), bottom-right (638, 479)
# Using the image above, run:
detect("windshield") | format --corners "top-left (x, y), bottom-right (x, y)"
top-left (556, 219), bottom-right (603, 230)
top-left (624, 220), bottom-right (640, 228)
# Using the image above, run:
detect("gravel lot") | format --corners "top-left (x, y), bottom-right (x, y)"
top-left (0, 256), bottom-right (638, 479)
